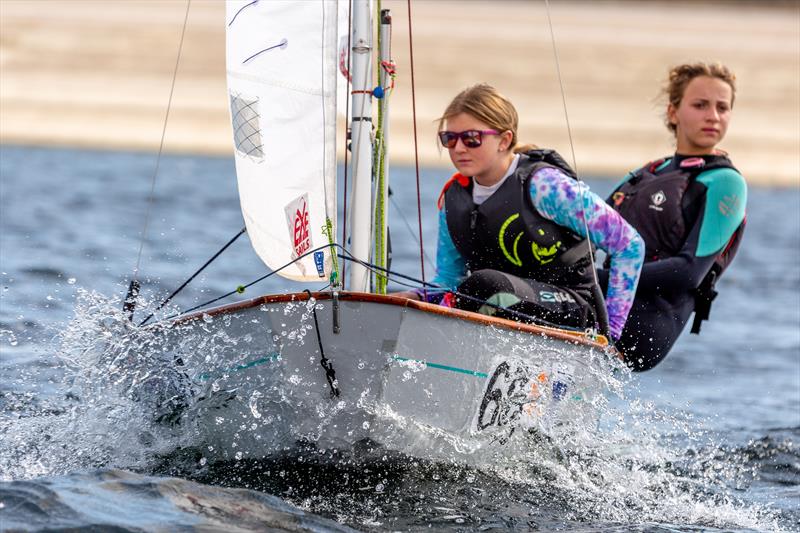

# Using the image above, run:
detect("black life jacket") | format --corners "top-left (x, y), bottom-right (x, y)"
top-left (609, 154), bottom-right (746, 333)
top-left (440, 149), bottom-right (594, 290)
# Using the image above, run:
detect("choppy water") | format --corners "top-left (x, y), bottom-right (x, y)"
top-left (1, 145), bottom-right (798, 532)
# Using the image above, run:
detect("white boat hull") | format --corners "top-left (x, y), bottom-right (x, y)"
top-left (154, 293), bottom-right (613, 464)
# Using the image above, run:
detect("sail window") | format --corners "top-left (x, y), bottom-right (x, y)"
top-left (230, 93), bottom-right (264, 159)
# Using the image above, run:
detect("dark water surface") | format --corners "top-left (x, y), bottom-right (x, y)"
top-left (1, 145), bottom-right (798, 532)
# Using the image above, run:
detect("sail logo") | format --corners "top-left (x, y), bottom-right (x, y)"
top-left (285, 193), bottom-right (313, 258)
top-left (294, 209), bottom-right (309, 253)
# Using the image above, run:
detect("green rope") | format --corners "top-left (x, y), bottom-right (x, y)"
top-left (321, 217), bottom-right (340, 288)
top-left (373, 117), bottom-right (388, 293)
top-left (373, 0), bottom-right (389, 294)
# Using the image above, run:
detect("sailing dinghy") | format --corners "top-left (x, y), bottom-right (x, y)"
top-left (137, 0), bottom-right (617, 464)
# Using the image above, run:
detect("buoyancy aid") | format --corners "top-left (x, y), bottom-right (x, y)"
top-left (609, 153), bottom-right (746, 333)
top-left (441, 150), bottom-right (594, 290)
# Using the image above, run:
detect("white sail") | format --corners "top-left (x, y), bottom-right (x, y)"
top-left (226, 0), bottom-right (338, 281)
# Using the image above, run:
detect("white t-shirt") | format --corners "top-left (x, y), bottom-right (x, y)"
top-left (471, 154), bottom-right (520, 205)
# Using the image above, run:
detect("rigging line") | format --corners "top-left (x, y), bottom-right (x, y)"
top-left (303, 289), bottom-right (340, 398)
top-left (543, 0), bottom-right (600, 289)
top-left (337, 247), bottom-right (434, 288)
top-left (167, 239), bottom-right (406, 323)
top-left (319, 0), bottom-right (339, 284)
top-left (407, 0), bottom-right (427, 297)
top-left (138, 226), bottom-right (247, 327)
top-left (543, 0), bottom-right (577, 176)
top-left (341, 0), bottom-right (353, 287)
top-left (389, 193), bottom-right (435, 269)
top-left (159, 242), bottom-right (571, 334)
top-left (132, 0), bottom-right (192, 280)
top-left (161, 242), bottom-right (343, 321)
top-left (319, 2), bottom-right (330, 223)
top-left (333, 251), bottom-right (578, 331)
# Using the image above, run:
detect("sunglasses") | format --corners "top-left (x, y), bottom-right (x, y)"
top-left (438, 129), bottom-right (500, 149)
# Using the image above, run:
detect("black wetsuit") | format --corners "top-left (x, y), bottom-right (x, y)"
top-left (601, 153), bottom-right (747, 371)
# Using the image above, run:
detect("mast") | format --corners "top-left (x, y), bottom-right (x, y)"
top-left (347, 0), bottom-right (373, 292)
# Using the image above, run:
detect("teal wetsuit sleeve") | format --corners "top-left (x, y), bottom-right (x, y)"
top-left (529, 167), bottom-right (645, 340)
top-left (695, 168), bottom-right (747, 257)
top-left (412, 207), bottom-right (467, 302)
top-left (432, 207), bottom-right (468, 288)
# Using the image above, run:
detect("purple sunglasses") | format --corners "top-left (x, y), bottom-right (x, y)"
top-left (438, 129), bottom-right (500, 149)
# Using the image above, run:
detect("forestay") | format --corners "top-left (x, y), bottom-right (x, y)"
top-left (226, 1), bottom-right (339, 281)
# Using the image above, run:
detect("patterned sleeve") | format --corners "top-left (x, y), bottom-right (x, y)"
top-left (529, 167), bottom-right (645, 340)
top-left (412, 207), bottom-right (468, 303)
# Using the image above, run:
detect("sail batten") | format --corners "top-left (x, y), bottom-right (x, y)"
top-left (226, 0), bottom-right (339, 282)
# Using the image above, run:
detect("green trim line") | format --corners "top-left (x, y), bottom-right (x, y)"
top-left (392, 355), bottom-right (488, 378)
top-left (198, 352), bottom-right (282, 381)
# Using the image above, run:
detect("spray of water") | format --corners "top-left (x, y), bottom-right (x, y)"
top-left (1, 287), bottom-right (786, 531)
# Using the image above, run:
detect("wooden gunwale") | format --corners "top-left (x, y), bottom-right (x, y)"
top-left (169, 291), bottom-right (609, 350)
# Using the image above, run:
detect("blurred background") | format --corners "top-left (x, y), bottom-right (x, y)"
top-left (1, 0), bottom-right (798, 185)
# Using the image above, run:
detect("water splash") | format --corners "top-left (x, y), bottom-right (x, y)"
top-left (1, 288), bottom-right (192, 480)
top-left (1, 287), bottom-right (789, 531)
